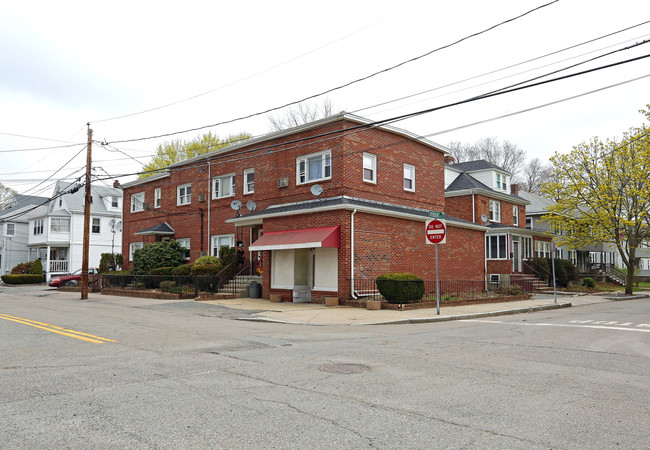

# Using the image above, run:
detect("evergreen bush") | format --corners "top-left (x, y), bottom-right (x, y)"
top-left (132, 241), bottom-right (186, 275)
top-left (375, 273), bottom-right (425, 304)
top-left (171, 264), bottom-right (194, 276)
top-left (1, 274), bottom-right (44, 284)
top-left (30, 259), bottom-right (43, 275)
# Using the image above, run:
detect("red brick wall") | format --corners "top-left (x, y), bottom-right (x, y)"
top-left (445, 193), bottom-right (527, 228)
top-left (122, 118), bottom-right (448, 270)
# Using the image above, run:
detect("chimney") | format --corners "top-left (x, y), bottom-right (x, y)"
top-left (511, 183), bottom-right (519, 196)
top-left (444, 155), bottom-right (455, 165)
top-left (113, 179), bottom-right (120, 188)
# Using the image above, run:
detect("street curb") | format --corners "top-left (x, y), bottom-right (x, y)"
top-left (237, 302), bottom-right (572, 326)
top-left (604, 294), bottom-right (649, 301)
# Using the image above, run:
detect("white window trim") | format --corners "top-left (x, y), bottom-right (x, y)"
top-left (131, 192), bottom-right (145, 213)
top-left (211, 234), bottom-right (234, 257)
top-left (486, 234), bottom-right (508, 260)
top-left (489, 199), bottom-right (501, 223)
top-left (243, 168), bottom-right (255, 195)
top-left (129, 242), bottom-right (143, 261)
top-left (154, 188), bottom-right (161, 208)
top-left (5, 223), bottom-right (15, 236)
top-left (513, 205), bottom-right (519, 226)
top-left (404, 163), bottom-right (415, 192)
top-left (33, 219), bottom-right (44, 235)
top-left (111, 196), bottom-right (119, 208)
top-left (363, 153), bottom-right (377, 184)
top-left (212, 173), bottom-right (236, 199)
top-left (91, 218), bottom-right (101, 234)
top-left (176, 238), bottom-right (191, 260)
top-left (177, 183), bottom-right (192, 206)
top-left (496, 173), bottom-right (501, 190)
top-left (50, 217), bottom-right (71, 232)
top-left (296, 150), bottom-right (332, 185)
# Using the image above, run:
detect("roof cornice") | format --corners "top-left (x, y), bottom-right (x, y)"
top-left (445, 188), bottom-right (530, 205)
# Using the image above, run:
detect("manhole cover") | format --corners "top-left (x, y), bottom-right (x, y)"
top-left (318, 363), bottom-right (370, 374)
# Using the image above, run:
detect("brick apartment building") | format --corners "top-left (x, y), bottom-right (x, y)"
top-left (444, 159), bottom-right (553, 285)
top-left (121, 113), bottom-right (488, 301)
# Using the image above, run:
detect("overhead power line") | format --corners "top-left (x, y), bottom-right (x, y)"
top-left (102, 0), bottom-right (560, 146)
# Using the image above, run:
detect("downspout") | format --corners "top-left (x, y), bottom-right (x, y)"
top-left (472, 193), bottom-right (476, 223)
top-left (207, 161), bottom-right (211, 256)
top-left (350, 208), bottom-right (357, 299)
top-left (484, 229), bottom-right (488, 291)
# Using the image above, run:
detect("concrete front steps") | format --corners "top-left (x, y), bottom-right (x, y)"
top-left (217, 275), bottom-right (262, 298)
top-left (510, 274), bottom-right (549, 292)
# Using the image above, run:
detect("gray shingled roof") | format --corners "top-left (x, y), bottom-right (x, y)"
top-left (447, 159), bottom-right (508, 173)
top-left (445, 172), bottom-right (493, 192)
top-left (135, 222), bottom-right (175, 235)
top-left (231, 195), bottom-right (479, 228)
top-left (53, 180), bottom-right (122, 214)
top-left (517, 190), bottom-right (555, 215)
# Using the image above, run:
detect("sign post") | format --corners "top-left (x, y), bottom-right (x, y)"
top-left (426, 218), bottom-right (446, 314)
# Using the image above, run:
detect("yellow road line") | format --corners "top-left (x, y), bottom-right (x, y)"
top-left (0, 314), bottom-right (116, 343)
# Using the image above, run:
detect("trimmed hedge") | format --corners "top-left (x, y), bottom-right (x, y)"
top-left (171, 264), bottom-right (193, 276)
top-left (1, 274), bottom-right (44, 284)
top-left (376, 273), bottom-right (425, 304)
top-left (149, 267), bottom-right (174, 276)
top-left (194, 255), bottom-right (220, 266)
top-left (190, 264), bottom-right (220, 277)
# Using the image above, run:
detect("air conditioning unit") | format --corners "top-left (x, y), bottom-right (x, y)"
top-left (144, 203), bottom-right (151, 210)
top-left (198, 193), bottom-right (206, 202)
top-left (277, 177), bottom-right (289, 188)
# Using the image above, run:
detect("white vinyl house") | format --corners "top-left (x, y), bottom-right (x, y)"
top-left (0, 195), bottom-right (48, 277)
top-left (27, 181), bottom-right (123, 281)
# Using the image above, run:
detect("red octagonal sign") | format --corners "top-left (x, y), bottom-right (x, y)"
top-left (425, 219), bottom-right (446, 244)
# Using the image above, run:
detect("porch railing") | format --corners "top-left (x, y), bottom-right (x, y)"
top-left (49, 260), bottom-right (68, 273)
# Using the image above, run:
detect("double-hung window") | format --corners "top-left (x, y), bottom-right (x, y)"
top-left (5, 223), bottom-right (15, 236)
top-left (213, 174), bottom-right (236, 199)
top-left (50, 218), bottom-right (70, 232)
top-left (243, 169), bottom-right (254, 194)
top-left (131, 192), bottom-right (145, 212)
top-left (33, 219), bottom-right (43, 235)
top-left (212, 234), bottom-right (234, 257)
top-left (92, 218), bottom-right (101, 234)
top-left (111, 196), bottom-right (119, 208)
top-left (486, 235), bottom-right (507, 259)
top-left (177, 183), bottom-right (191, 206)
top-left (129, 242), bottom-right (143, 261)
top-left (363, 153), bottom-right (377, 183)
top-left (496, 174), bottom-right (501, 190)
top-left (513, 205), bottom-right (519, 226)
top-left (522, 236), bottom-right (533, 259)
top-left (403, 164), bottom-right (415, 191)
top-left (154, 188), bottom-right (161, 208)
top-left (176, 238), bottom-right (191, 260)
top-left (489, 200), bottom-right (501, 222)
top-left (297, 150), bottom-right (331, 184)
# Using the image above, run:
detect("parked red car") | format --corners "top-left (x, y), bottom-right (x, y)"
top-left (48, 268), bottom-right (99, 287)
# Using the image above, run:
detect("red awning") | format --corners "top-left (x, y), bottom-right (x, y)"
top-left (249, 226), bottom-right (340, 251)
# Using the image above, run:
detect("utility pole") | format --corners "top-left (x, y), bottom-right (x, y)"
top-left (81, 124), bottom-right (92, 300)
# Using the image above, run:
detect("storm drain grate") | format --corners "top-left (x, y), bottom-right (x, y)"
top-left (318, 363), bottom-right (370, 374)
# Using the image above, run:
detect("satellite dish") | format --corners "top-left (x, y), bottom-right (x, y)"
top-left (116, 221), bottom-right (122, 232)
top-left (230, 200), bottom-right (242, 211)
top-left (310, 184), bottom-right (323, 197)
top-left (246, 201), bottom-right (257, 212)
top-left (481, 214), bottom-right (489, 224)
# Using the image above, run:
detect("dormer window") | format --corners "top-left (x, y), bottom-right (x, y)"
top-left (496, 174), bottom-right (501, 189)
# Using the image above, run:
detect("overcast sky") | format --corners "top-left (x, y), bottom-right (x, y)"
top-left (1, 0), bottom-right (649, 196)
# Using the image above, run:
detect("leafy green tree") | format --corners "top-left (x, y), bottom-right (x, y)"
top-left (542, 107), bottom-right (650, 294)
top-left (99, 253), bottom-right (123, 273)
top-left (132, 241), bottom-right (186, 275)
top-left (139, 131), bottom-right (252, 178)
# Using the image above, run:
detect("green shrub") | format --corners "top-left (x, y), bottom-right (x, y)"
top-left (547, 258), bottom-right (568, 287)
top-left (194, 255), bottom-right (220, 266)
top-left (171, 264), bottom-right (193, 276)
top-left (149, 267), bottom-right (174, 276)
top-left (376, 273), bottom-right (425, 304)
top-left (581, 277), bottom-right (596, 288)
top-left (11, 262), bottom-right (33, 274)
top-left (159, 280), bottom-right (176, 292)
top-left (190, 264), bottom-right (220, 277)
top-left (30, 259), bottom-right (43, 274)
top-left (132, 241), bottom-right (186, 275)
top-left (99, 253), bottom-right (123, 273)
top-left (531, 257), bottom-right (551, 282)
top-left (1, 274), bottom-right (44, 284)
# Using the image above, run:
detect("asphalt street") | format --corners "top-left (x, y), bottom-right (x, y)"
top-left (1, 286), bottom-right (648, 449)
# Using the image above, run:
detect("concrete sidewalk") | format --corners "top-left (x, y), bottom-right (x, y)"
top-left (199, 293), bottom-right (622, 326)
